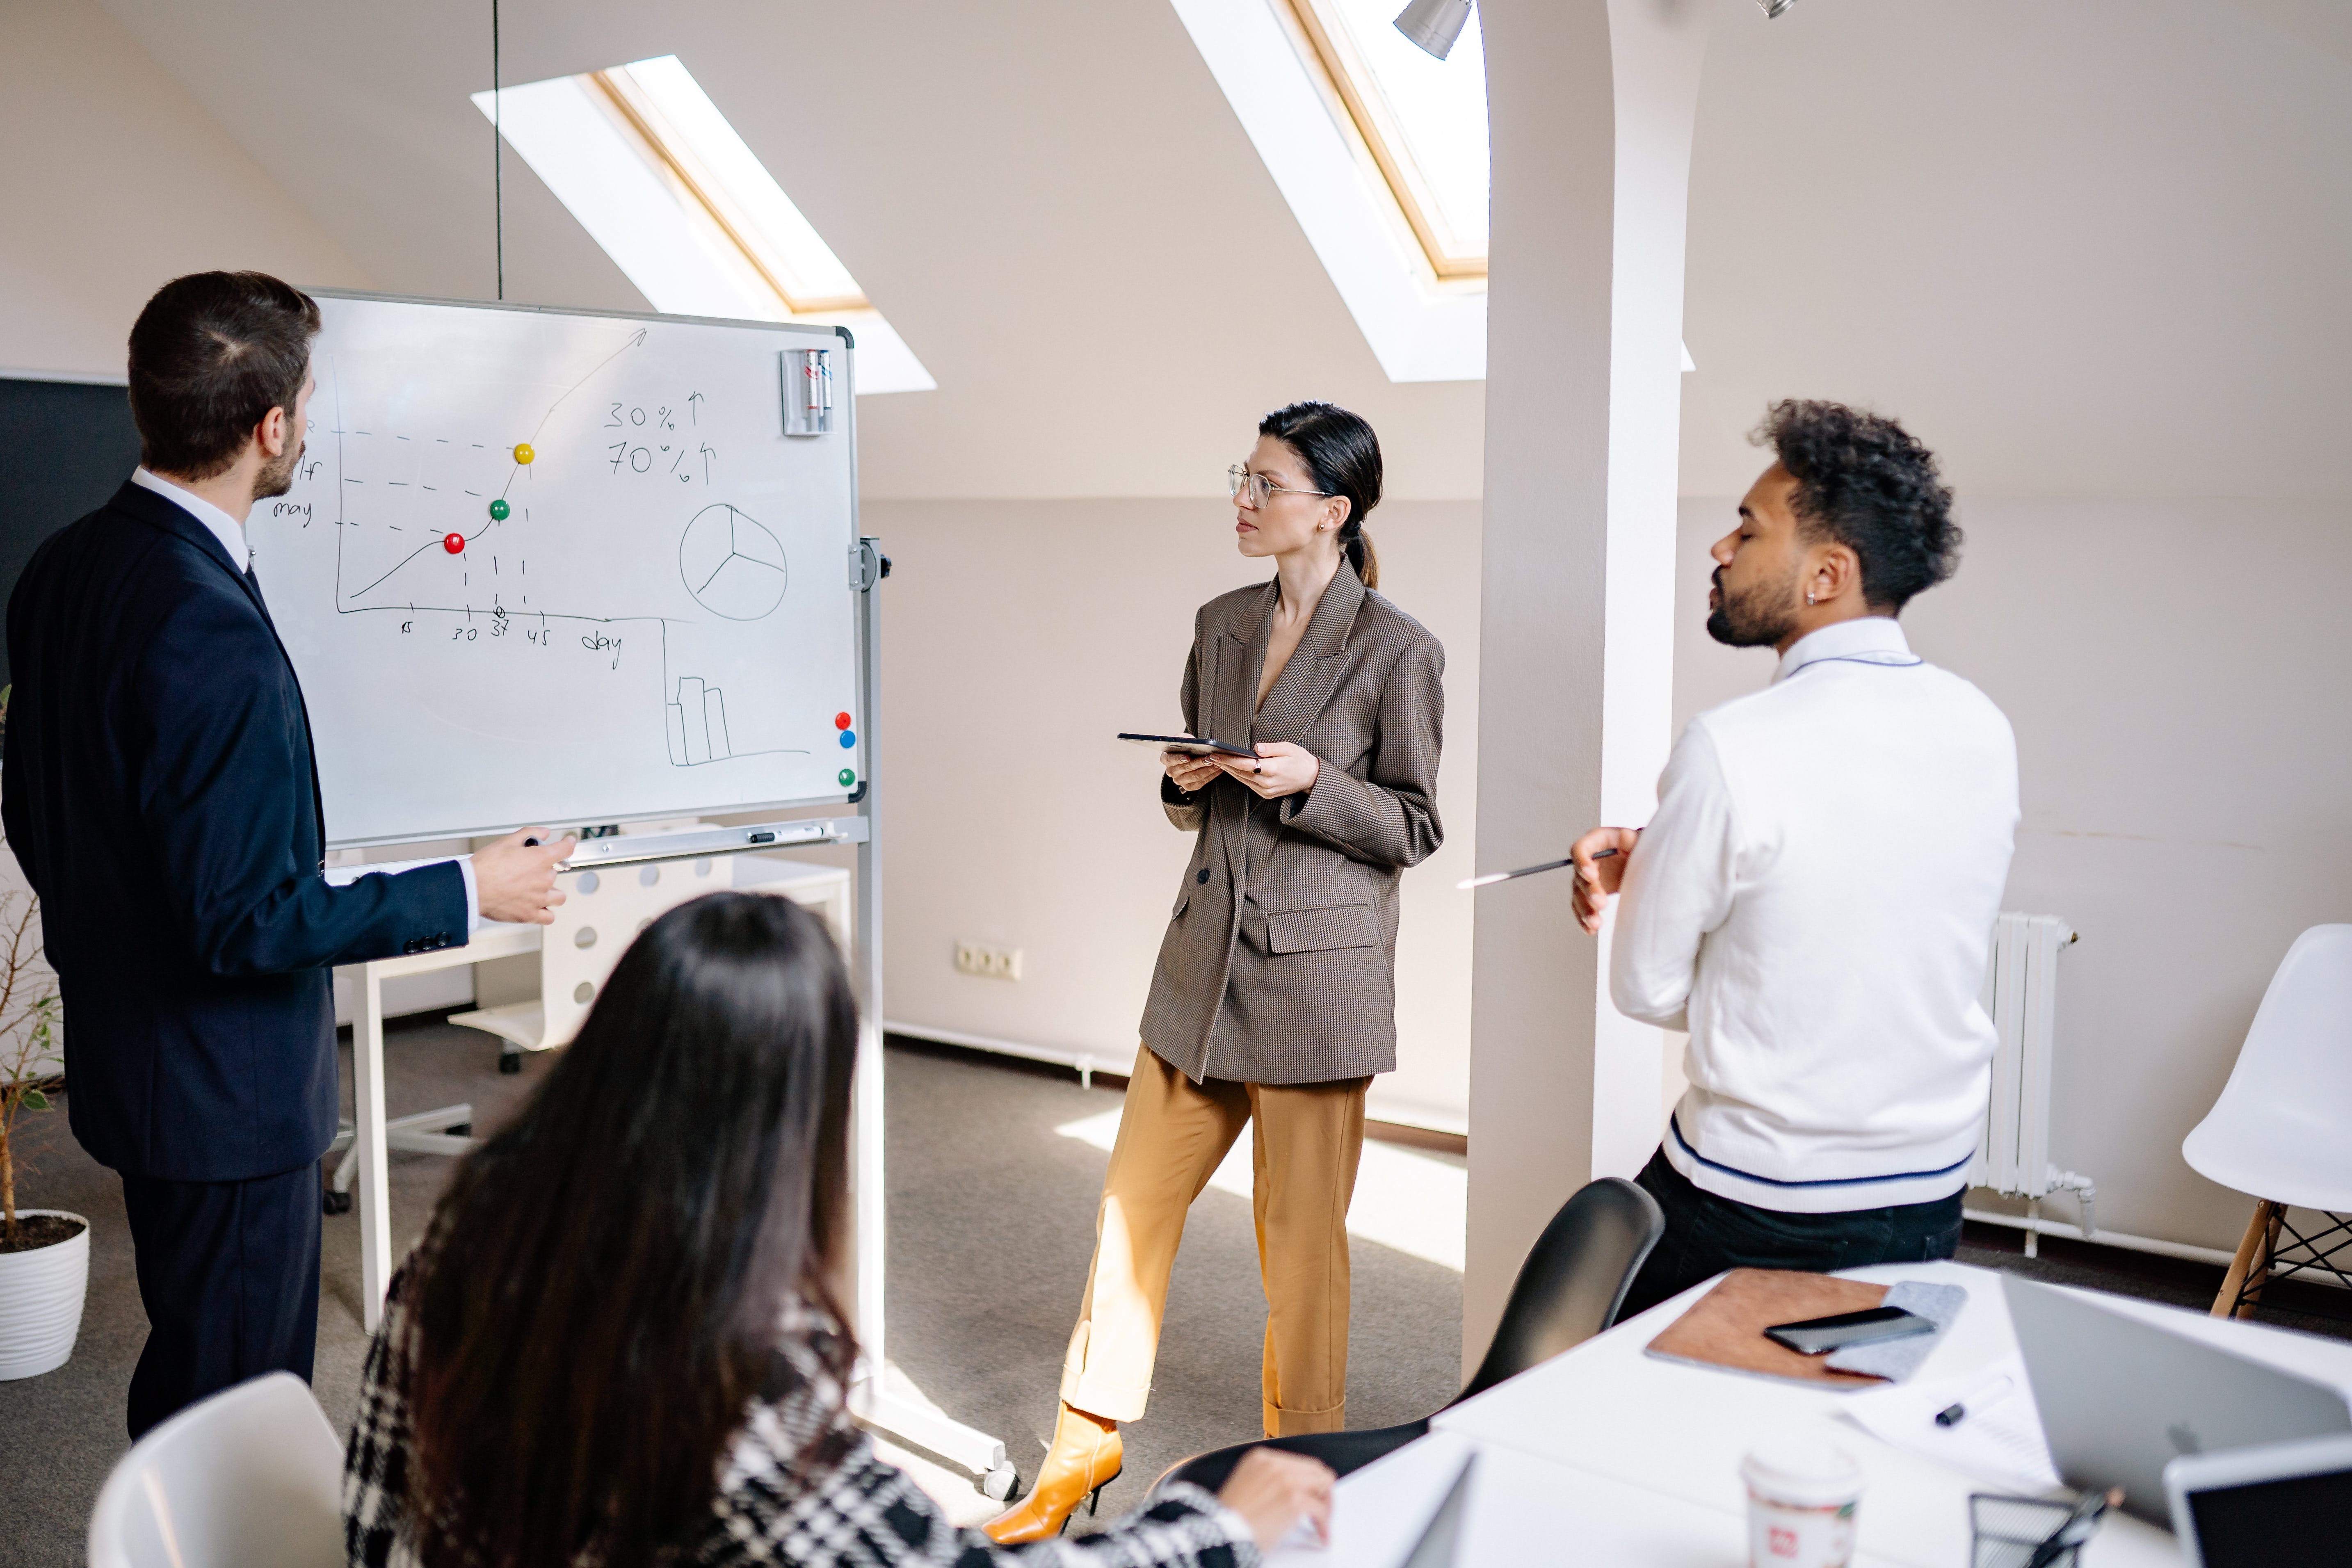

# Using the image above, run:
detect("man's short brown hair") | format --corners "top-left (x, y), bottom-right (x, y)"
top-left (127, 272), bottom-right (320, 479)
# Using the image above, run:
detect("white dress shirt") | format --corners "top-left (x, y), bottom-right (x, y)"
top-left (130, 468), bottom-right (484, 929)
top-left (132, 466), bottom-right (249, 571)
top-left (1612, 616), bottom-right (2019, 1212)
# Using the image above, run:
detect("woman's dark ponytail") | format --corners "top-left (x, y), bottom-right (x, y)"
top-left (1259, 401), bottom-right (1383, 591)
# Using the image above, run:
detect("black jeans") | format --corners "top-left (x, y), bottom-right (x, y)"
top-left (1618, 1148), bottom-right (1963, 1320)
top-left (119, 1161), bottom-right (322, 1439)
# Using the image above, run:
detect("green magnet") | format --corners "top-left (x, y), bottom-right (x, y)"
top-left (837, 768), bottom-right (856, 788)
top-left (488, 498), bottom-right (510, 521)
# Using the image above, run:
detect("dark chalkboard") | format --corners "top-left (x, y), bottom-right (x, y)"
top-left (0, 376), bottom-right (142, 689)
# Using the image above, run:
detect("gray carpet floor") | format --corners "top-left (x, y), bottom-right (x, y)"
top-left (1, 1025), bottom-right (2343, 1565)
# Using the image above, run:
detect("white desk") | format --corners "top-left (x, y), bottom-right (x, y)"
top-left (1270, 1429), bottom-right (1909, 1568)
top-left (1272, 1260), bottom-right (2352, 1568)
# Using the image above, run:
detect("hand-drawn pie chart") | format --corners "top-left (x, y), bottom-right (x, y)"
top-left (678, 504), bottom-right (788, 621)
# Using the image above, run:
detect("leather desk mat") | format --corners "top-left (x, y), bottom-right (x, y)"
top-left (1643, 1268), bottom-right (1893, 1390)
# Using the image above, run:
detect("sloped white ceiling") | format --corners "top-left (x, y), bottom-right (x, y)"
top-left (1681, 0), bottom-right (2352, 501)
top-left (93, 0), bottom-right (2352, 503)
top-left (91, 0), bottom-right (1487, 500)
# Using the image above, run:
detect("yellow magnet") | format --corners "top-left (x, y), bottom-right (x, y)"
top-left (513, 442), bottom-right (535, 465)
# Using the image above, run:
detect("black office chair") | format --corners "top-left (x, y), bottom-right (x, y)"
top-left (1155, 1175), bottom-right (1665, 1494)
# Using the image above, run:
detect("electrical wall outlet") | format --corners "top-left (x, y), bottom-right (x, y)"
top-left (954, 941), bottom-right (1023, 981)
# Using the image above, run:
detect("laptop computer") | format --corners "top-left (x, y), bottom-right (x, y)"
top-left (2165, 1432), bottom-right (2352, 1567)
top-left (2003, 1276), bottom-right (2352, 1522)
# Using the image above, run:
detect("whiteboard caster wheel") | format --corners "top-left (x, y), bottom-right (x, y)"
top-left (498, 1052), bottom-right (523, 1075)
top-left (981, 1465), bottom-right (1019, 1503)
top-left (323, 1189), bottom-right (352, 1216)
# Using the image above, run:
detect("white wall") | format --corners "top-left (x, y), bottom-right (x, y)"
top-left (0, 0), bottom-right (369, 375)
top-left (1670, 493), bottom-right (2352, 1253)
top-left (866, 498), bottom-right (1481, 1133)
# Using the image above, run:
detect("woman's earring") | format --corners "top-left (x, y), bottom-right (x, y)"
top-left (1806, 591), bottom-right (1816, 606)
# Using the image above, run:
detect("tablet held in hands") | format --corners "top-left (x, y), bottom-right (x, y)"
top-left (1119, 733), bottom-right (1255, 758)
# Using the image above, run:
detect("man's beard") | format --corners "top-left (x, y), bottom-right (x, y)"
top-left (1705, 564), bottom-right (1802, 648)
top-left (255, 435), bottom-right (304, 500)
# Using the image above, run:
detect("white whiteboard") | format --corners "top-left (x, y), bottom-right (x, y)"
top-left (247, 294), bottom-right (863, 847)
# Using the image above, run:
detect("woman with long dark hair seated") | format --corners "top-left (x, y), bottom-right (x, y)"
top-left (342, 892), bottom-right (1330, 1567)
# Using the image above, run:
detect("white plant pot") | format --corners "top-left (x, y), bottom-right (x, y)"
top-left (0, 1209), bottom-right (89, 1379)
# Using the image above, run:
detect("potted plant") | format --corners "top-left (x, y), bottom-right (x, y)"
top-left (0, 683), bottom-right (82, 1380)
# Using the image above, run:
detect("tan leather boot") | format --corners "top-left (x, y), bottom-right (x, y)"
top-left (982, 1402), bottom-right (1124, 1543)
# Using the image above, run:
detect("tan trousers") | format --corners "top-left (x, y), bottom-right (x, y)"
top-left (1060, 1046), bottom-right (1368, 1437)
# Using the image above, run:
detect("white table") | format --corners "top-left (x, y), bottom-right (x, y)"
top-left (1271, 1260), bottom-right (2352, 1568)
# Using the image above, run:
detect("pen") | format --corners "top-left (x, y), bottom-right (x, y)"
top-left (1458, 847), bottom-right (1617, 891)
top-left (2022, 1487), bottom-right (2120, 1568)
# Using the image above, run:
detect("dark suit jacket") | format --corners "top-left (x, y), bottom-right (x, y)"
top-left (1141, 561), bottom-right (1443, 1084)
top-left (3, 481), bottom-right (467, 1182)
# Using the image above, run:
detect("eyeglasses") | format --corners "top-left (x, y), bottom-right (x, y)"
top-left (1228, 463), bottom-right (1333, 509)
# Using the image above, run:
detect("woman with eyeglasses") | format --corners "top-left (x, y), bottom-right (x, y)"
top-left (343, 892), bottom-right (1334, 1568)
top-left (986, 402), bottom-right (1445, 1542)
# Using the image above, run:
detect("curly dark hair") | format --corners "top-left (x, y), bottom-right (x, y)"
top-left (1753, 400), bottom-right (1959, 612)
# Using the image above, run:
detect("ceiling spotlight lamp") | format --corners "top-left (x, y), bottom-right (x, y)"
top-left (1394, 0), bottom-right (1474, 60)
top-left (1758, 0), bottom-right (1800, 15)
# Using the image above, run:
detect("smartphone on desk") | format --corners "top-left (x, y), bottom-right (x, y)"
top-left (1763, 1306), bottom-right (1937, 1356)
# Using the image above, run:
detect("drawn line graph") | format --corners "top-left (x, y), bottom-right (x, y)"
top-left (334, 328), bottom-right (648, 606)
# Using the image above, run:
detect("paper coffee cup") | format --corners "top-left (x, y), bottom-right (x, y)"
top-left (1742, 1438), bottom-right (1863, 1568)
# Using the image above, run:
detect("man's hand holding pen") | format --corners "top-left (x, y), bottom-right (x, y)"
top-left (1571, 826), bottom-right (1642, 933)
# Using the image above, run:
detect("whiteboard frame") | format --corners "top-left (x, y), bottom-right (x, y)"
top-left (293, 289), bottom-right (871, 849)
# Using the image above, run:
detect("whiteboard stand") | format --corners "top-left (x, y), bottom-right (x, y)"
top-left (839, 536), bottom-right (1020, 1502)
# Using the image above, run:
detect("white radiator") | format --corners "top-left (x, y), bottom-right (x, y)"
top-left (1969, 912), bottom-right (2095, 1248)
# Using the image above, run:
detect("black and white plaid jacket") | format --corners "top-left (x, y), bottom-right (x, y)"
top-left (343, 1268), bottom-right (1256, 1568)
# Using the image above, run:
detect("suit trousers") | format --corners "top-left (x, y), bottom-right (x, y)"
top-left (1061, 1046), bottom-right (1367, 1437)
top-left (1618, 1148), bottom-right (1964, 1320)
top-left (119, 1162), bottom-right (322, 1439)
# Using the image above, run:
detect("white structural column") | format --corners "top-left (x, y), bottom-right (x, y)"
top-left (1466, 0), bottom-right (1711, 1366)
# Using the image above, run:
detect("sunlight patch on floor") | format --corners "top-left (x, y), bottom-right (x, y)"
top-left (1053, 1109), bottom-right (1466, 1273)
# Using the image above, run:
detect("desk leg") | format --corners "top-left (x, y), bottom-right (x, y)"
top-left (355, 961), bottom-right (394, 1334)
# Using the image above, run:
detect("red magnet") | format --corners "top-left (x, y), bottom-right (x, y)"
top-left (834, 712), bottom-right (853, 730)
top-left (443, 533), bottom-right (465, 555)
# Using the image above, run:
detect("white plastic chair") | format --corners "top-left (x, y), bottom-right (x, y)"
top-left (2182, 923), bottom-right (2352, 1319)
top-left (88, 1372), bottom-right (344, 1568)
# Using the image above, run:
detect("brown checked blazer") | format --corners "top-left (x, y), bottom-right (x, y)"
top-left (1139, 561), bottom-right (1444, 1085)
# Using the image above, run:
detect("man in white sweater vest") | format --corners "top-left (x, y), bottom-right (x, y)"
top-left (1573, 401), bottom-right (2019, 1317)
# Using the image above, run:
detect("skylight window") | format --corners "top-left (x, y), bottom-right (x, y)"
top-left (474, 57), bottom-right (933, 394)
top-left (1288, 0), bottom-right (1488, 277)
top-left (1171, 0), bottom-right (1484, 381)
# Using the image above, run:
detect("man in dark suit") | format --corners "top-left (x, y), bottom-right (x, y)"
top-left (2, 272), bottom-right (573, 1437)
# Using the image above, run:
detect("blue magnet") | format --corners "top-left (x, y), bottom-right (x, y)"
top-left (838, 729), bottom-right (856, 748)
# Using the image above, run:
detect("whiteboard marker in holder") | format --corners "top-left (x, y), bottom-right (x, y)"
top-left (782, 348), bottom-right (833, 437)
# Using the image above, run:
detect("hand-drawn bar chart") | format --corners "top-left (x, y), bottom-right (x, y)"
top-left (669, 675), bottom-right (737, 765)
